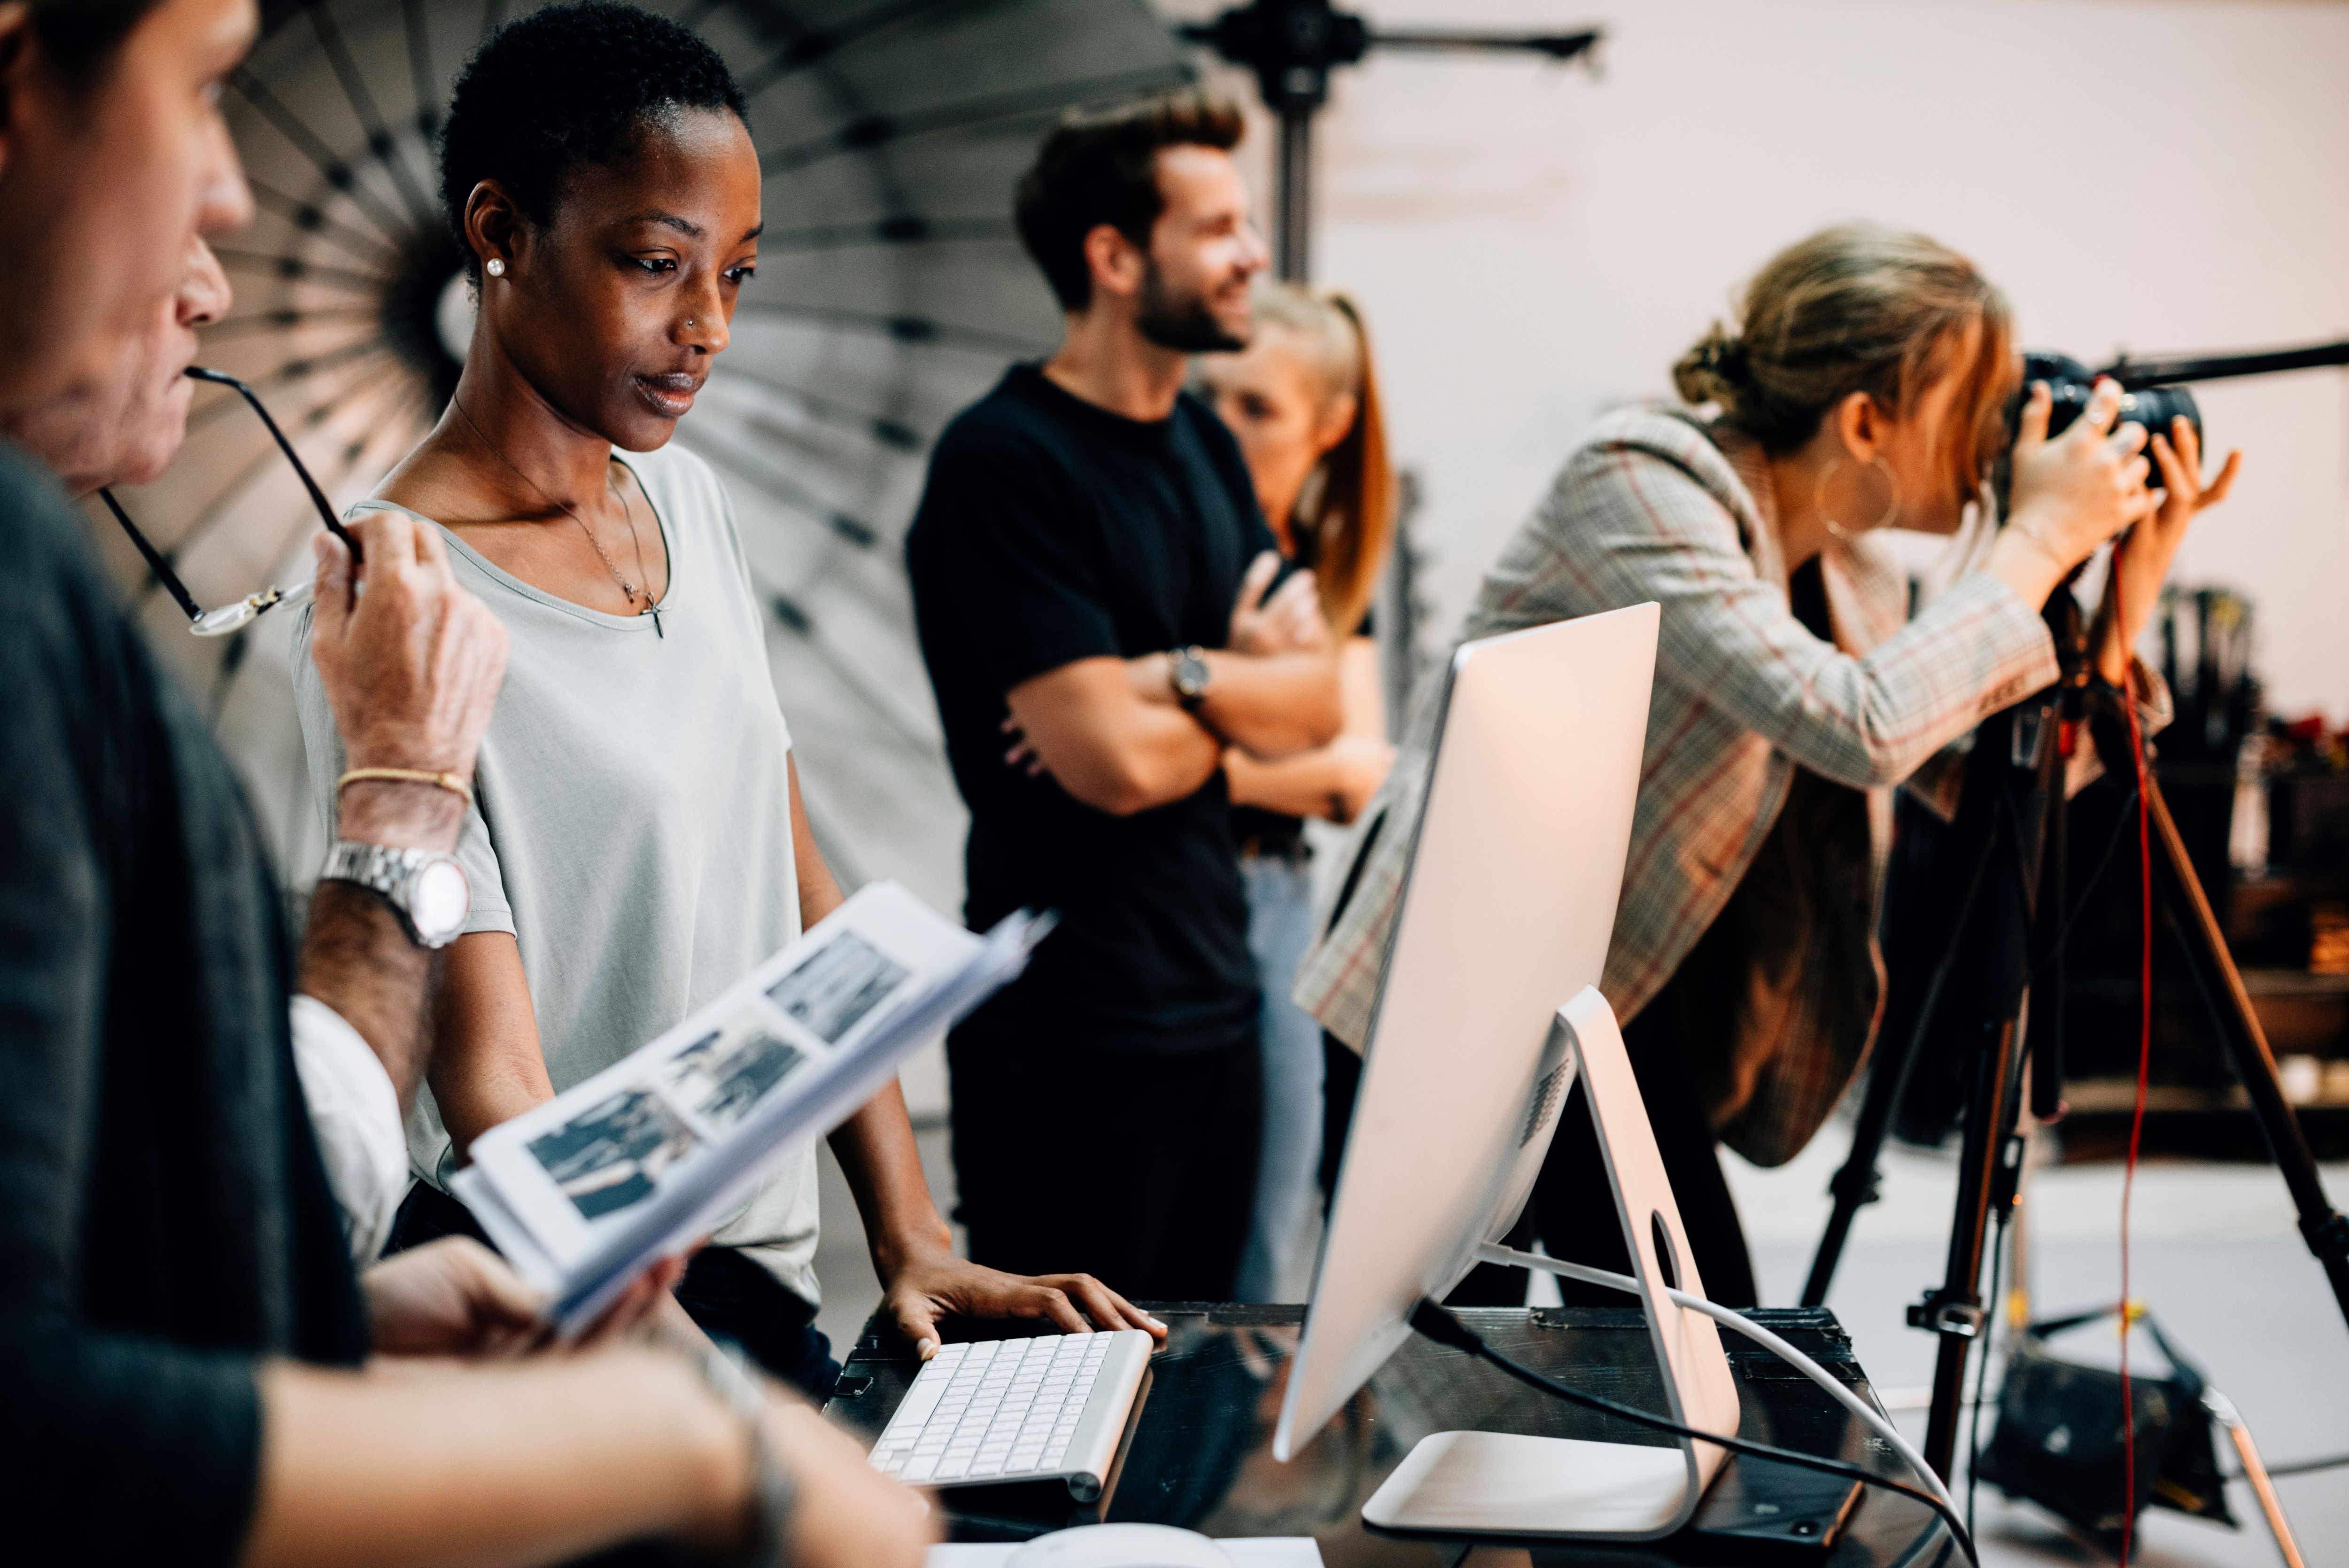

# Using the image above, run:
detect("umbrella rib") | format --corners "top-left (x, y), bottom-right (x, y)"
top-left (185, 340), bottom-right (395, 435)
top-left (248, 178), bottom-right (405, 271)
top-left (708, 364), bottom-right (926, 452)
top-left (737, 0), bottom-right (965, 99)
top-left (675, 425), bottom-right (884, 550)
top-left (306, 4), bottom-right (442, 228)
top-left (403, 0), bottom-right (439, 132)
top-left (761, 64), bottom-right (1184, 175)
top-left (761, 583), bottom-right (942, 759)
top-left (734, 300), bottom-right (1043, 357)
top-left (213, 248), bottom-right (393, 295)
top-left (756, 215), bottom-right (1011, 252)
top-left (205, 307), bottom-right (384, 342)
top-left (232, 69), bottom-right (415, 245)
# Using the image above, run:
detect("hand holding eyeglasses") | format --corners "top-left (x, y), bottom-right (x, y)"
top-left (310, 509), bottom-right (509, 854)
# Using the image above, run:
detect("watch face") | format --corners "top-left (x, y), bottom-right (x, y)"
top-left (410, 858), bottom-right (471, 940)
top-left (1174, 650), bottom-right (1210, 699)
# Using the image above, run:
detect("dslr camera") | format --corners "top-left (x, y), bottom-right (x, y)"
top-left (2016, 349), bottom-right (2201, 447)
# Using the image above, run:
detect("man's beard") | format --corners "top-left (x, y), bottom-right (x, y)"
top-left (1135, 260), bottom-right (1247, 354)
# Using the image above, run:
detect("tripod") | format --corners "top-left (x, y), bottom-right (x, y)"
top-left (1799, 582), bottom-right (2349, 1481)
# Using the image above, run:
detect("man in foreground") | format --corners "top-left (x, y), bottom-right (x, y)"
top-left (907, 90), bottom-right (1341, 1302)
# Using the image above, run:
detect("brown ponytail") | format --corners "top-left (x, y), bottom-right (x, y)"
top-left (1252, 284), bottom-right (1394, 637)
top-left (1675, 224), bottom-right (2017, 507)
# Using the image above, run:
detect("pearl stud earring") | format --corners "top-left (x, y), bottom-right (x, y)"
top-left (485, 258), bottom-right (506, 278)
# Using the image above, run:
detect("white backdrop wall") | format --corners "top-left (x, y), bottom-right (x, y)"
top-left (1171, 0), bottom-right (2349, 722)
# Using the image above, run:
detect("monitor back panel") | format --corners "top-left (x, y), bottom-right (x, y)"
top-left (1275, 602), bottom-right (1659, 1458)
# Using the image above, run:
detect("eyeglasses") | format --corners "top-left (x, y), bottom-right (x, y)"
top-left (99, 365), bottom-right (363, 637)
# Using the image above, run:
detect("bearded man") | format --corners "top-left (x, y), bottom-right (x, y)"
top-left (906, 91), bottom-right (1340, 1301)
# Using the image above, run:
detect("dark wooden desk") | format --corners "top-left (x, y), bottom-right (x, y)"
top-left (825, 1304), bottom-right (1943, 1566)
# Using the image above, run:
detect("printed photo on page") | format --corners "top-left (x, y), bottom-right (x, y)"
top-left (456, 883), bottom-right (986, 1278)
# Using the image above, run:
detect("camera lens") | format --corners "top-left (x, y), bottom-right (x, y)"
top-left (2013, 350), bottom-right (2202, 456)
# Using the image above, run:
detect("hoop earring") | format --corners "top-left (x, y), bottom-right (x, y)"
top-left (1816, 455), bottom-right (1900, 541)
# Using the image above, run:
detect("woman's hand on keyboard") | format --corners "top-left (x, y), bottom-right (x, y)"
top-left (879, 1245), bottom-right (1168, 1360)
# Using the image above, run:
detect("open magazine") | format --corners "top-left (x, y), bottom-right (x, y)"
top-left (452, 882), bottom-right (1052, 1334)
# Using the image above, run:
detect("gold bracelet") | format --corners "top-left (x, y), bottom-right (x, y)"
top-left (337, 767), bottom-right (472, 808)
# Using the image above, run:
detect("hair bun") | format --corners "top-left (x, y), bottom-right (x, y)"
top-left (1672, 323), bottom-right (1749, 409)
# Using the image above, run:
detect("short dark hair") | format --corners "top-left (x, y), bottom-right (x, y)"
top-left (28, 0), bottom-right (165, 86)
top-left (1013, 88), bottom-right (1244, 312)
top-left (439, 1), bottom-right (748, 277)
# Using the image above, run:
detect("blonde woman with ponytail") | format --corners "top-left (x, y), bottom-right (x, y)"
top-left (1198, 283), bottom-right (1396, 1299)
top-left (1295, 225), bottom-right (2239, 1305)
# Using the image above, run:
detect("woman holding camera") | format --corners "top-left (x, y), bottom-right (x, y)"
top-left (1296, 225), bottom-right (2239, 1304)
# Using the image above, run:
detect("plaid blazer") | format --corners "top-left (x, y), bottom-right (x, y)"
top-left (1295, 407), bottom-right (2090, 1166)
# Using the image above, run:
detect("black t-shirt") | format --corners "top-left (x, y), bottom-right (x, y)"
top-left (0, 444), bottom-right (367, 1566)
top-left (907, 365), bottom-right (1279, 1054)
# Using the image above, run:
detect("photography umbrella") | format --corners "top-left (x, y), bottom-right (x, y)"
top-left (99, 0), bottom-right (1190, 908)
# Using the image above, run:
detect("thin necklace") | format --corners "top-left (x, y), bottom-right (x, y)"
top-left (450, 397), bottom-right (665, 637)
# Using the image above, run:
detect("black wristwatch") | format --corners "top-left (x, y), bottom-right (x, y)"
top-left (320, 841), bottom-right (470, 949)
top-left (1169, 645), bottom-right (1212, 713)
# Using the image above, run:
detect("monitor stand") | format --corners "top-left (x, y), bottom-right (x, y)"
top-left (1361, 986), bottom-right (1743, 1542)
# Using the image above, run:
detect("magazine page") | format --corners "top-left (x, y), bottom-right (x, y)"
top-left (456, 882), bottom-right (981, 1292)
top-left (453, 884), bottom-right (1052, 1328)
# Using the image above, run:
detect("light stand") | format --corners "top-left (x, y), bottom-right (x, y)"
top-left (1178, 0), bottom-right (1599, 280)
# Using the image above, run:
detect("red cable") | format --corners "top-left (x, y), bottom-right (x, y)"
top-left (2111, 534), bottom-right (2154, 1568)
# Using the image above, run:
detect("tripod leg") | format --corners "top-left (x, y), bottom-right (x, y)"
top-left (1921, 1014), bottom-right (2026, 1478)
top-left (1801, 840), bottom-right (1999, 1306)
top-left (2143, 775), bottom-right (2349, 1322)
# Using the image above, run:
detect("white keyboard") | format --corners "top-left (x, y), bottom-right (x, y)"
top-left (867, 1330), bottom-right (1154, 1501)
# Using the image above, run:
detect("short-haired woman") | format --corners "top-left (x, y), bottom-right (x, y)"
top-left (1197, 284), bottom-right (1397, 1299)
top-left (1296, 225), bottom-right (2239, 1304)
top-left (290, 2), bottom-right (1158, 1393)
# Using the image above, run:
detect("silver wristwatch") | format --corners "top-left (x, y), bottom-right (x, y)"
top-left (1170, 644), bottom-right (1212, 712)
top-left (320, 842), bottom-right (471, 949)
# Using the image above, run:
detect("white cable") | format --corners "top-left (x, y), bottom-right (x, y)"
top-left (1477, 1242), bottom-right (1961, 1518)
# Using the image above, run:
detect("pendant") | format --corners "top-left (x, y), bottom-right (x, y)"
top-left (646, 600), bottom-right (664, 638)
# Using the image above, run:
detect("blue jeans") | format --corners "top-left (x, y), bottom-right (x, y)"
top-left (1234, 851), bottom-right (1324, 1301)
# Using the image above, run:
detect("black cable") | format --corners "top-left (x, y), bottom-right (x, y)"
top-left (1408, 1300), bottom-right (1979, 1567)
top-left (2237, 1451), bottom-right (2349, 1480)
top-left (1887, 1515), bottom-right (1959, 1568)
top-left (1964, 1211), bottom-right (2007, 1535)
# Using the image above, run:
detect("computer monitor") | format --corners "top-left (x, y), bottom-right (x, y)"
top-left (1271, 601), bottom-right (1740, 1541)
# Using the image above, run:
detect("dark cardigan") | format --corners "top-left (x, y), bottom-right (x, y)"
top-left (0, 443), bottom-right (367, 1567)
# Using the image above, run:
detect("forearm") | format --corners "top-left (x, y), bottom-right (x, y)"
top-left (428, 1050), bottom-right (556, 1164)
top-left (1221, 747), bottom-right (1372, 823)
top-left (429, 933), bottom-right (556, 1161)
top-left (1130, 649), bottom-right (1341, 759)
top-left (828, 1082), bottom-right (953, 1272)
top-left (1047, 702), bottom-right (1225, 815)
top-left (295, 781), bottom-right (468, 1104)
top-left (244, 1353), bottom-right (744, 1568)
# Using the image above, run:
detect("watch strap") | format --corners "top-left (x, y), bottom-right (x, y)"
top-left (319, 842), bottom-right (465, 948)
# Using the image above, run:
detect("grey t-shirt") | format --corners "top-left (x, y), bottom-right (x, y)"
top-left (291, 443), bottom-right (819, 1305)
